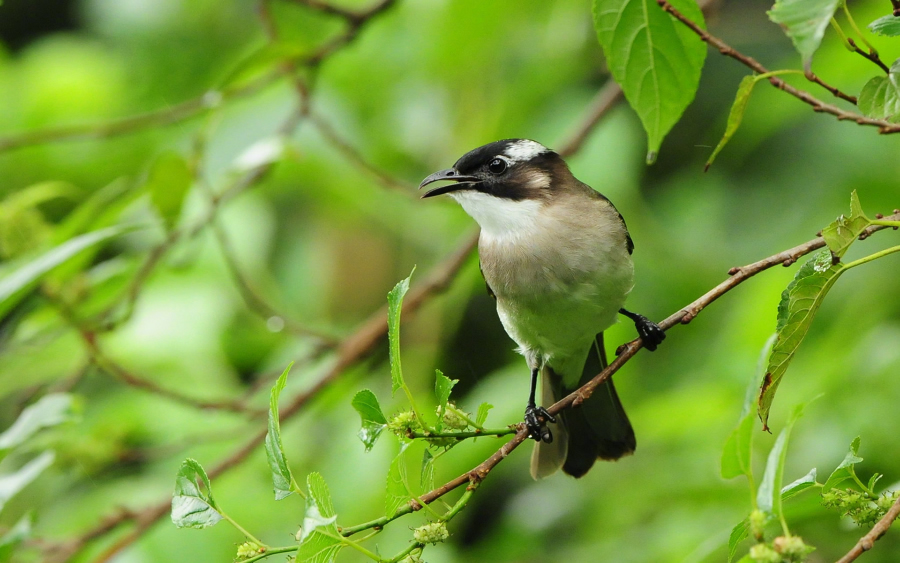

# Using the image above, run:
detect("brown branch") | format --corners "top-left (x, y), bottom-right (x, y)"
top-left (846, 38), bottom-right (891, 75)
top-left (657, 0), bottom-right (900, 134)
top-left (556, 80), bottom-right (624, 158)
top-left (836, 493), bottom-right (900, 563)
top-left (805, 70), bottom-right (858, 104)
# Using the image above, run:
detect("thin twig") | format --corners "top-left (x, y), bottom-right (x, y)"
top-left (846, 37), bottom-right (891, 74)
top-left (804, 71), bottom-right (858, 104)
top-left (656, 0), bottom-right (900, 134)
top-left (835, 493), bottom-right (900, 563)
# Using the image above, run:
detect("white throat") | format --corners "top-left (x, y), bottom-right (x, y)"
top-left (449, 191), bottom-right (543, 243)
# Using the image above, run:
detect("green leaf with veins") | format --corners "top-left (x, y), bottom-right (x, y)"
top-left (858, 60), bottom-right (900, 122)
top-left (476, 403), bottom-right (494, 427)
top-left (721, 412), bottom-right (755, 480)
top-left (297, 473), bottom-right (343, 563)
top-left (758, 251), bottom-right (844, 429)
top-left (593, 0), bottom-right (707, 163)
top-left (868, 15), bottom-right (900, 37)
top-left (0, 394), bottom-right (77, 460)
top-left (385, 445), bottom-right (411, 517)
top-left (146, 152), bottom-right (192, 231)
top-left (421, 449), bottom-right (435, 492)
top-left (266, 363), bottom-right (298, 500)
top-left (171, 458), bottom-right (222, 529)
top-left (387, 269), bottom-right (414, 396)
top-left (351, 389), bottom-right (387, 452)
top-left (727, 519), bottom-right (750, 563)
top-left (823, 436), bottom-right (864, 491)
top-left (781, 467), bottom-right (818, 501)
top-left (821, 191), bottom-right (871, 258)
top-left (757, 403), bottom-right (805, 516)
top-left (768, 0), bottom-right (841, 67)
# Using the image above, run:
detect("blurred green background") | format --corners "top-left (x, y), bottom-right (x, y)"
top-left (1, 0), bottom-right (899, 561)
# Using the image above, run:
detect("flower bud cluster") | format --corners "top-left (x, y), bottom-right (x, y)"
top-left (413, 521), bottom-right (449, 544)
top-left (388, 411), bottom-right (421, 437)
top-left (439, 402), bottom-right (470, 430)
top-left (821, 488), bottom-right (900, 527)
top-left (747, 535), bottom-right (813, 563)
top-left (235, 541), bottom-right (265, 560)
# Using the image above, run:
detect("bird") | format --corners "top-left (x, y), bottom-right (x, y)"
top-left (419, 139), bottom-right (665, 479)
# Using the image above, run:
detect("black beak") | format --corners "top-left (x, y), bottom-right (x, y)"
top-left (418, 168), bottom-right (479, 199)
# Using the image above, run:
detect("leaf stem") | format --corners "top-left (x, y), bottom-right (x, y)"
top-left (408, 427), bottom-right (517, 440)
top-left (841, 0), bottom-right (879, 56)
top-left (329, 531), bottom-right (385, 561)
top-left (842, 244), bottom-right (900, 270)
top-left (221, 512), bottom-right (265, 546)
top-left (871, 219), bottom-right (900, 228)
top-left (830, 17), bottom-right (856, 51)
top-left (441, 483), bottom-right (478, 521)
top-left (242, 545), bottom-right (299, 563)
top-left (849, 466), bottom-right (877, 498)
top-left (385, 543), bottom-right (424, 563)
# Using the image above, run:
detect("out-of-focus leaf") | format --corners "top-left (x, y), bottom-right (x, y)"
top-left (721, 412), bottom-right (755, 480)
top-left (823, 436), bottom-right (864, 491)
top-left (0, 182), bottom-right (78, 258)
top-left (0, 226), bottom-right (125, 318)
top-left (758, 251), bottom-right (844, 429)
top-left (0, 452), bottom-right (54, 514)
top-left (146, 152), bottom-right (192, 231)
top-left (266, 363), bottom-right (297, 500)
top-left (54, 178), bottom-right (136, 243)
top-left (781, 467), bottom-right (818, 501)
top-left (232, 136), bottom-right (298, 172)
top-left (858, 60), bottom-right (900, 123)
top-left (727, 519), bottom-right (749, 563)
top-left (768, 0), bottom-right (841, 67)
top-left (171, 458), bottom-right (222, 529)
top-left (821, 191), bottom-right (871, 258)
top-left (0, 394), bottom-right (77, 459)
top-left (757, 404), bottom-right (805, 516)
top-left (0, 512), bottom-right (32, 562)
top-left (868, 15), bottom-right (900, 37)
top-left (385, 445), bottom-right (410, 517)
top-left (706, 75), bottom-right (758, 171)
top-left (297, 473), bottom-right (343, 563)
top-left (593, 0), bottom-right (706, 163)
top-left (351, 389), bottom-right (387, 452)
top-left (387, 269), bottom-right (414, 396)
top-left (421, 449), bottom-right (435, 493)
top-left (476, 403), bottom-right (493, 428)
top-left (220, 41), bottom-right (309, 88)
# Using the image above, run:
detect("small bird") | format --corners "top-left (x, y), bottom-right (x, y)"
top-left (419, 139), bottom-right (665, 479)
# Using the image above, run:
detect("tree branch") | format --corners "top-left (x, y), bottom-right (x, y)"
top-left (836, 492), bottom-right (900, 563)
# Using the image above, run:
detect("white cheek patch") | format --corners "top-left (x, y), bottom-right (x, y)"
top-left (503, 140), bottom-right (549, 164)
top-left (449, 191), bottom-right (543, 242)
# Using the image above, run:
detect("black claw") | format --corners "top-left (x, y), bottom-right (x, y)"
top-left (620, 309), bottom-right (666, 351)
top-left (525, 404), bottom-right (555, 443)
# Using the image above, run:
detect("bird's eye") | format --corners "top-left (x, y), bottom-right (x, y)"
top-left (488, 158), bottom-right (507, 174)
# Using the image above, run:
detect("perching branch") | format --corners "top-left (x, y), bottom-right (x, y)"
top-left (836, 492), bottom-right (900, 563)
top-left (656, 0), bottom-right (900, 134)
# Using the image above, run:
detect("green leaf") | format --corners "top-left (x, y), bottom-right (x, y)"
top-left (868, 15), bottom-right (900, 37)
top-left (0, 181), bottom-right (78, 258)
top-left (266, 363), bottom-right (297, 500)
top-left (821, 191), bottom-right (871, 259)
top-left (721, 412), bottom-right (755, 480)
top-left (232, 136), bottom-right (298, 173)
top-left (171, 458), bottom-right (223, 529)
top-left (706, 76), bottom-right (758, 171)
top-left (220, 41), bottom-right (309, 88)
top-left (0, 451), bottom-right (54, 514)
top-left (757, 404), bottom-right (805, 516)
top-left (867, 472), bottom-right (883, 492)
top-left (593, 0), bottom-right (707, 162)
top-left (475, 402), bottom-right (494, 427)
top-left (758, 251), bottom-right (845, 429)
top-left (54, 178), bottom-right (137, 243)
top-left (727, 519), bottom-right (750, 563)
top-left (858, 61), bottom-right (900, 123)
top-left (823, 436), bottom-right (864, 491)
top-left (146, 152), bottom-right (192, 231)
top-left (351, 389), bottom-right (388, 452)
top-left (0, 394), bottom-right (77, 459)
top-left (385, 445), bottom-right (410, 517)
top-left (781, 467), bottom-right (818, 501)
top-left (297, 473), bottom-right (343, 563)
top-left (0, 226), bottom-right (126, 318)
top-left (421, 449), bottom-right (435, 492)
top-left (768, 0), bottom-right (841, 68)
top-left (387, 269), bottom-right (415, 396)
top-left (0, 512), bottom-right (32, 562)
top-left (434, 369), bottom-right (457, 431)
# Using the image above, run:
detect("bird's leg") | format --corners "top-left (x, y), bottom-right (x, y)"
top-left (619, 308), bottom-right (666, 351)
top-left (524, 367), bottom-right (555, 443)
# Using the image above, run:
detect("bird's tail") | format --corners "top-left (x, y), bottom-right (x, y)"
top-left (530, 333), bottom-right (636, 479)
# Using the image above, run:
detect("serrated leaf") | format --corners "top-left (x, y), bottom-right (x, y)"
top-left (867, 472), bottom-right (883, 492)
top-left (387, 269), bottom-right (415, 396)
top-left (821, 191), bottom-right (871, 258)
top-left (727, 519), bottom-right (750, 563)
top-left (434, 370), bottom-right (457, 431)
top-left (146, 152), bottom-right (192, 231)
top-left (0, 512), bottom-right (32, 562)
top-left (351, 389), bottom-right (387, 452)
top-left (297, 473), bottom-right (343, 563)
top-left (0, 226), bottom-right (126, 318)
top-left (0, 394), bottom-right (77, 459)
top-left (0, 452), bottom-right (54, 514)
top-left (768, 0), bottom-right (841, 68)
top-left (858, 61), bottom-right (900, 123)
top-left (823, 436), bottom-right (864, 491)
top-left (706, 75), bottom-right (758, 171)
top-left (721, 412), bottom-right (755, 480)
top-left (266, 363), bottom-right (297, 500)
top-left (868, 15), bottom-right (900, 37)
top-left (421, 449), bottom-right (435, 492)
top-left (757, 403), bottom-right (805, 516)
top-left (781, 467), bottom-right (818, 501)
top-left (476, 403), bottom-right (494, 427)
top-left (593, 0), bottom-right (707, 162)
top-left (171, 458), bottom-right (222, 529)
top-left (758, 251), bottom-right (845, 429)
top-left (385, 445), bottom-right (410, 517)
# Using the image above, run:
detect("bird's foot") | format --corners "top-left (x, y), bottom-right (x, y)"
top-left (632, 314), bottom-right (665, 351)
top-left (524, 403), bottom-right (555, 443)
